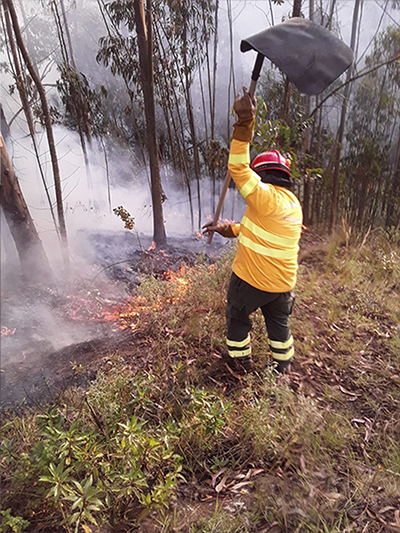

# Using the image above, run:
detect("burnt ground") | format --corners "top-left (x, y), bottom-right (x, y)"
top-left (0, 230), bottom-right (226, 408)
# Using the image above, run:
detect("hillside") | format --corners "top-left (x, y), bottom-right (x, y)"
top-left (1, 228), bottom-right (400, 533)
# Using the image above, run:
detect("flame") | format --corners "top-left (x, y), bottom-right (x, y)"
top-left (65, 294), bottom-right (131, 329)
top-left (221, 218), bottom-right (238, 225)
top-left (1, 326), bottom-right (16, 337)
top-left (196, 232), bottom-right (204, 239)
top-left (64, 265), bottom-right (194, 332)
top-left (148, 241), bottom-right (156, 251)
top-left (161, 266), bottom-right (192, 304)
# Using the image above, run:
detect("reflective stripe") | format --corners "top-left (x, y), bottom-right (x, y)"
top-left (271, 347), bottom-right (294, 361)
top-left (241, 217), bottom-right (299, 247)
top-left (228, 152), bottom-right (250, 165)
top-left (238, 234), bottom-right (297, 259)
top-left (240, 174), bottom-right (259, 199)
top-left (227, 335), bottom-right (251, 348)
top-left (228, 347), bottom-right (252, 358)
top-left (269, 336), bottom-right (293, 350)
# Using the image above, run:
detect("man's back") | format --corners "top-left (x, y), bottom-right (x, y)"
top-left (228, 139), bottom-right (302, 292)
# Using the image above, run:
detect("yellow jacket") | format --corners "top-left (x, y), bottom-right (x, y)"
top-left (227, 138), bottom-right (302, 293)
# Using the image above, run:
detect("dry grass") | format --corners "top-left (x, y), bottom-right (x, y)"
top-left (1, 230), bottom-right (400, 533)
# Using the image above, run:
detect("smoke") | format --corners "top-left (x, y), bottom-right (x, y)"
top-left (2, 122), bottom-right (245, 264)
top-left (0, 116), bottom-right (243, 407)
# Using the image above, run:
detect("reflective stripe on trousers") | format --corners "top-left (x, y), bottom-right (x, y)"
top-left (226, 272), bottom-right (295, 362)
top-left (227, 333), bottom-right (251, 358)
top-left (269, 335), bottom-right (294, 361)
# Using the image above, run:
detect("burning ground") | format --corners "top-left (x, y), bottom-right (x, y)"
top-left (0, 229), bottom-right (223, 407)
top-left (1, 230), bottom-right (400, 532)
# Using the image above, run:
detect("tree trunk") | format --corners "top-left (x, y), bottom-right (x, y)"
top-left (385, 125), bottom-right (400, 229)
top-left (211, 0), bottom-right (219, 212)
top-left (2, 1), bottom-right (60, 237)
top-left (5, 0), bottom-right (69, 263)
top-left (281, 0), bottom-right (302, 122)
top-left (226, 0), bottom-right (236, 140)
top-left (133, 0), bottom-right (166, 246)
top-left (97, 0), bottom-right (150, 187)
top-left (1, 133), bottom-right (53, 281)
top-left (329, 0), bottom-right (361, 232)
top-left (154, 18), bottom-right (194, 230)
top-left (181, 2), bottom-right (201, 231)
top-left (60, 0), bottom-right (77, 71)
top-left (301, 0), bottom-right (314, 225)
top-left (0, 104), bottom-right (10, 143)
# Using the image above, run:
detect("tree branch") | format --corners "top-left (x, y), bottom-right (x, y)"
top-left (309, 53), bottom-right (400, 119)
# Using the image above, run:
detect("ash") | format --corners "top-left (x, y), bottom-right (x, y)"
top-left (82, 229), bottom-right (224, 286)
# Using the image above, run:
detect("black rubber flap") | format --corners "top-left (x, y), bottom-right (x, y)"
top-left (241, 18), bottom-right (353, 95)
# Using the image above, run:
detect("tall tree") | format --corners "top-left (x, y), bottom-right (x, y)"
top-left (329, 0), bottom-right (361, 231)
top-left (4, 0), bottom-right (69, 263)
top-left (1, 1), bottom-right (60, 238)
top-left (211, 0), bottom-right (219, 211)
top-left (342, 26), bottom-right (400, 229)
top-left (133, 0), bottom-right (166, 245)
top-left (1, 133), bottom-right (53, 281)
top-left (280, 0), bottom-right (302, 122)
top-left (301, 0), bottom-right (314, 225)
top-left (386, 125), bottom-right (400, 229)
top-left (50, 0), bottom-right (97, 209)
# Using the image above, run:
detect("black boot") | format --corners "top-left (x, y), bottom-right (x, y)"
top-left (274, 359), bottom-right (292, 375)
top-left (222, 351), bottom-right (253, 373)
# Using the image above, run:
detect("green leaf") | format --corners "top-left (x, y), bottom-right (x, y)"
top-left (39, 476), bottom-right (53, 483)
top-left (83, 475), bottom-right (93, 494)
top-left (68, 511), bottom-right (81, 524)
top-left (82, 509), bottom-right (98, 525)
top-left (70, 497), bottom-right (83, 511)
top-left (72, 480), bottom-right (84, 493)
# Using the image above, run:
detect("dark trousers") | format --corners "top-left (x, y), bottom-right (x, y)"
top-left (226, 272), bottom-right (295, 363)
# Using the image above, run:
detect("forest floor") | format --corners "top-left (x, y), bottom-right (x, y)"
top-left (1, 228), bottom-right (400, 533)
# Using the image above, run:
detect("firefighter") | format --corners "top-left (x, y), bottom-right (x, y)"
top-left (203, 88), bottom-right (302, 374)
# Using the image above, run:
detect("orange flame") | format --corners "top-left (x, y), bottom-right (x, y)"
top-left (65, 266), bottom-right (194, 332)
top-left (1, 326), bottom-right (16, 337)
top-left (220, 218), bottom-right (238, 225)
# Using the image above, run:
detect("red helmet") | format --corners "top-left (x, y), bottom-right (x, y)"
top-left (251, 150), bottom-right (291, 177)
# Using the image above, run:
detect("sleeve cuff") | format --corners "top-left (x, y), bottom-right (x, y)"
top-left (221, 224), bottom-right (238, 238)
top-left (232, 118), bottom-right (255, 142)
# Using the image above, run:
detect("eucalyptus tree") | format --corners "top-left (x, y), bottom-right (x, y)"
top-left (3, 0), bottom-right (69, 265)
top-left (329, 0), bottom-right (361, 232)
top-left (133, 0), bottom-right (166, 245)
top-left (152, 0), bottom-right (215, 229)
top-left (97, 0), bottom-right (150, 182)
top-left (1, 133), bottom-right (53, 281)
top-left (97, 0), bottom-right (215, 233)
top-left (280, 0), bottom-right (302, 123)
top-left (342, 26), bottom-right (400, 230)
top-left (97, 0), bottom-right (167, 244)
top-left (1, 1), bottom-right (59, 237)
top-left (50, 1), bottom-right (92, 140)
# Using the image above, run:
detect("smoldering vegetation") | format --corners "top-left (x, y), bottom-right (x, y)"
top-left (1, 0), bottom-right (399, 414)
top-left (1, 125), bottom-right (241, 407)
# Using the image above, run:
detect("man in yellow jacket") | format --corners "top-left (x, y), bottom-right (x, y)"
top-left (203, 88), bottom-right (302, 374)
